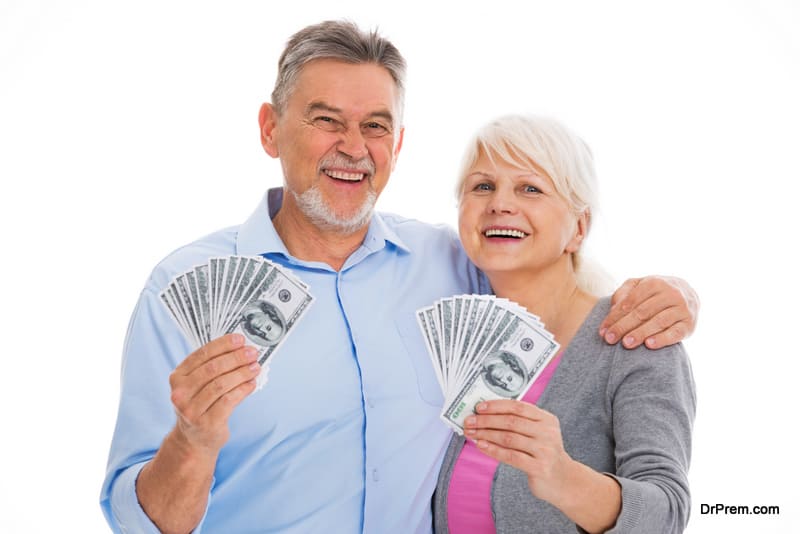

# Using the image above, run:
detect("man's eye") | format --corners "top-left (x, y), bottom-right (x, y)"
top-left (362, 122), bottom-right (390, 137)
top-left (313, 116), bottom-right (340, 131)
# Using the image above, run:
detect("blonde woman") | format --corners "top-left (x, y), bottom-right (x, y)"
top-left (433, 116), bottom-right (695, 533)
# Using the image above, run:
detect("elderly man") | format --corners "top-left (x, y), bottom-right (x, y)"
top-left (101, 20), bottom-right (698, 533)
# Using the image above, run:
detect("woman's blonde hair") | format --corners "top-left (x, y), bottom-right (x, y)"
top-left (456, 115), bottom-right (613, 295)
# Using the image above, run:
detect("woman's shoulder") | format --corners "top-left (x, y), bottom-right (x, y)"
top-left (571, 296), bottom-right (692, 381)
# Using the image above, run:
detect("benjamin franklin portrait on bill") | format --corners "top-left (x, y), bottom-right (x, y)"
top-left (481, 350), bottom-right (527, 397)
top-left (240, 299), bottom-right (286, 347)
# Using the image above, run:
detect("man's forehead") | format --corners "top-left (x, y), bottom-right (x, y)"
top-left (290, 60), bottom-right (402, 116)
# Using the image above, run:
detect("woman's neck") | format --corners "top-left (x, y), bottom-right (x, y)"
top-left (488, 264), bottom-right (598, 349)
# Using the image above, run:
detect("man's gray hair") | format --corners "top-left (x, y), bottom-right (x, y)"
top-left (271, 20), bottom-right (406, 119)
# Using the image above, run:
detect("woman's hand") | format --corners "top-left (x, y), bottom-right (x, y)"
top-left (465, 400), bottom-right (621, 533)
top-left (464, 400), bottom-right (572, 503)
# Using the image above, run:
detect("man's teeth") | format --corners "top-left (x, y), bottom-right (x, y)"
top-left (326, 170), bottom-right (365, 181)
top-left (484, 228), bottom-right (527, 238)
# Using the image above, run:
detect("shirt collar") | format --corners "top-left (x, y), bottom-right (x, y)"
top-left (236, 187), bottom-right (411, 259)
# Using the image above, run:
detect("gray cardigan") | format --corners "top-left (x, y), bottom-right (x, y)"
top-left (433, 297), bottom-right (696, 533)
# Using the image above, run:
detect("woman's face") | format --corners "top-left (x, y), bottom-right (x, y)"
top-left (458, 150), bottom-right (583, 280)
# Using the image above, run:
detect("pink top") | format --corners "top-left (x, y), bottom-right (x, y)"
top-left (446, 351), bottom-right (564, 534)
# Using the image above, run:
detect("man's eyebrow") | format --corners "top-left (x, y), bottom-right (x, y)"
top-left (306, 101), bottom-right (342, 115)
top-left (305, 101), bottom-right (395, 126)
top-left (367, 110), bottom-right (395, 124)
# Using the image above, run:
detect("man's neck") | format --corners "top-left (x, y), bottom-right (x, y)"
top-left (271, 198), bottom-right (369, 272)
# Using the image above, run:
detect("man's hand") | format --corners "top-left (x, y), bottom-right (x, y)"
top-left (136, 334), bottom-right (261, 534)
top-left (598, 276), bottom-right (699, 349)
top-left (170, 333), bottom-right (261, 452)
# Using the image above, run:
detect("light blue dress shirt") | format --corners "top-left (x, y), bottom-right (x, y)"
top-left (101, 188), bottom-right (488, 533)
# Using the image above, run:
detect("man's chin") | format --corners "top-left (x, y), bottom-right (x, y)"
top-left (292, 187), bottom-right (376, 234)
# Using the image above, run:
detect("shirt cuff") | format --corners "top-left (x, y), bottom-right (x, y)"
top-left (108, 462), bottom-right (163, 534)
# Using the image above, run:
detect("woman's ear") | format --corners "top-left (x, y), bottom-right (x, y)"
top-left (566, 209), bottom-right (590, 253)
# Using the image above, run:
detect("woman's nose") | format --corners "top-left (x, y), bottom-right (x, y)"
top-left (486, 187), bottom-right (517, 214)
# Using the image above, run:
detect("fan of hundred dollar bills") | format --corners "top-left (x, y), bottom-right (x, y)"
top-left (159, 256), bottom-right (314, 387)
top-left (416, 295), bottom-right (560, 434)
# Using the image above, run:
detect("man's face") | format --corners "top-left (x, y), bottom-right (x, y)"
top-left (261, 59), bottom-right (404, 233)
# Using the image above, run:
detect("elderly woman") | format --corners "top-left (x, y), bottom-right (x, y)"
top-left (433, 116), bottom-right (695, 533)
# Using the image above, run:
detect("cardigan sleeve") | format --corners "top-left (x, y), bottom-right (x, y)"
top-left (604, 341), bottom-right (696, 533)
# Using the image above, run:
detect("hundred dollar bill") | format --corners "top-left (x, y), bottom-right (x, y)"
top-left (160, 256), bottom-right (315, 390)
top-left (441, 313), bottom-right (559, 433)
top-left (226, 265), bottom-right (314, 368)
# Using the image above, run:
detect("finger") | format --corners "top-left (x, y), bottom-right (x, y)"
top-left (178, 358), bottom-right (262, 422)
top-left (176, 334), bottom-right (246, 376)
top-left (188, 345), bottom-right (259, 387)
top-left (474, 437), bottom-right (537, 474)
top-left (642, 319), bottom-right (693, 350)
top-left (619, 307), bottom-right (689, 348)
top-left (171, 346), bottom-right (258, 415)
top-left (601, 287), bottom-right (677, 345)
top-left (465, 413), bottom-right (539, 437)
top-left (466, 428), bottom-right (537, 456)
top-left (598, 278), bottom-right (641, 337)
top-left (202, 376), bottom-right (259, 425)
top-left (604, 276), bottom-right (692, 346)
top-left (610, 278), bottom-right (640, 307)
top-left (475, 399), bottom-right (547, 420)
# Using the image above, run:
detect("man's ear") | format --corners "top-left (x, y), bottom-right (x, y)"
top-left (258, 103), bottom-right (280, 158)
top-left (566, 209), bottom-right (590, 253)
top-left (390, 126), bottom-right (405, 171)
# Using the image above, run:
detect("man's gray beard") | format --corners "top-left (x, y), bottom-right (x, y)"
top-left (291, 185), bottom-right (377, 234)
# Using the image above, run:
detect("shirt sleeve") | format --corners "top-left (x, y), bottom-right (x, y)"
top-left (99, 282), bottom-right (212, 533)
top-left (604, 342), bottom-right (696, 534)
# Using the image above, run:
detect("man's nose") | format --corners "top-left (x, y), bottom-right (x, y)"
top-left (337, 127), bottom-right (369, 160)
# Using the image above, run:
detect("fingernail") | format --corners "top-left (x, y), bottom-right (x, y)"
top-left (623, 336), bottom-right (635, 347)
top-left (605, 332), bottom-right (617, 344)
top-left (645, 338), bottom-right (656, 348)
top-left (476, 402), bottom-right (488, 412)
top-left (464, 416), bottom-right (476, 427)
top-left (476, 440), bottom-right (488, 449)
top-left (232, 334), bottom-right (245, 345)
top-left (249, 362), bottom-right (261, 371)
top-left (245, 347), bottom-right (258, 359)
top-left (599, 327), bottom-right (607, 337)
top-left (465, 428), bottom-right (476, 436)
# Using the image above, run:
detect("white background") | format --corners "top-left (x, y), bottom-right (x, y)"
top-left (2, 1), bottom-right (798, 532)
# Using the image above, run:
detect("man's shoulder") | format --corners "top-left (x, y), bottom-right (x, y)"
top-left (377, 211), bottom-right (458, 242)
top-left (144, 225), bottom-right (240, 291)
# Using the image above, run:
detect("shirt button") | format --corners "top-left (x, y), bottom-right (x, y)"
top-left (372, 469), bottom-right (380, 482)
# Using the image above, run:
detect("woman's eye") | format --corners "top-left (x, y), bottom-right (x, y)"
top-left (523, 185), bottom-right (541, 193)
top-left (474, 183), bottom-right (493, 191)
